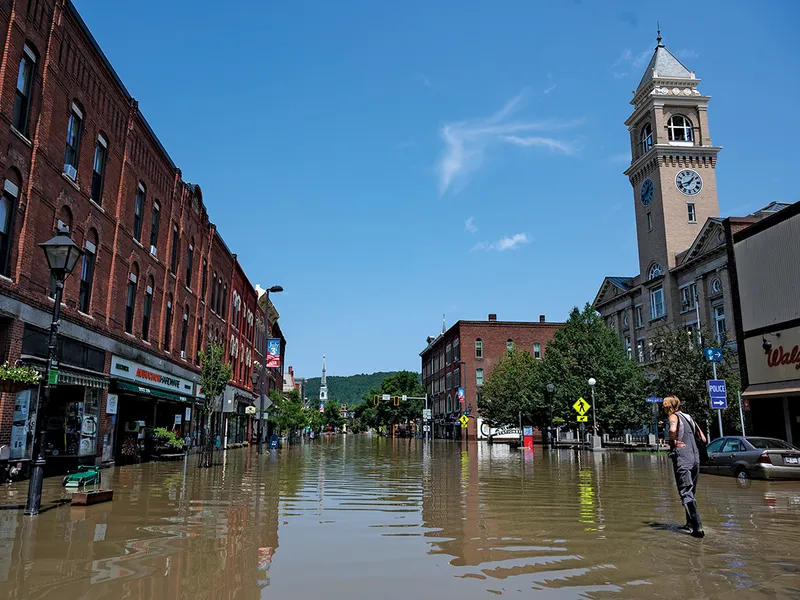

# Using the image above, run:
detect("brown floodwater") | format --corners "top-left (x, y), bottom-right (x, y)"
top-left (1, 436), bottom-right (800, 599)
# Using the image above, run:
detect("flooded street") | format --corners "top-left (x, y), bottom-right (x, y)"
top-left (1, 436), bottom-right (800, 599)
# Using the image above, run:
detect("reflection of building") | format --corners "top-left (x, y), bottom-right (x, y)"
top-left (728, 201), bottom-right (800, 444)
top-left (420, 314), bottom-right (561, 440)
top-left (593, 34), bottom-right (787, 364)
top-left (0, 1), bottom-right (281, 472)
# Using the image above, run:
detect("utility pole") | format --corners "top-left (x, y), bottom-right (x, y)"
top-left (258, 286), bottom-right (283, 455)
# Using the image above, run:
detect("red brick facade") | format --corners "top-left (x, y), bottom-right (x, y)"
top-left (0, 1), bottom-right (281, 462)
top-left (421, 315), bottom-right (562, 439)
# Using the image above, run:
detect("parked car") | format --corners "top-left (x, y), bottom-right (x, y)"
top-left (701, 436), bottom-right (800, 481)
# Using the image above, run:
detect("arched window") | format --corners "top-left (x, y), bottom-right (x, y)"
top-left (210, 271), bottom-right (217, 311)
top-left (475, 338), bottom-right (483, 359)
top-left (79, 228), bottom-right (98, 313)
top-left (170, 223), bottom-right (179, 272)
top-left (667, 115), bottom-right (693, 143)
top-left (186, 237), bottom-right (194, 288)
top-left (506, 339), bottom-right (514, 353)
top-left (201, 259), bottom-right (208, 301)
top-left (180, 306), bottom-right (190, 357)
top-left (91, 134), bottom-right (108, 205)
top-left (63, 102), bottom-right (83, 180)
top-left (648, 263), bottom-right (663, 280)
top-left (164, 295), bottom-right (173, 351)
top-left (534, 342), bottom-right (542, 359)
top-left (222, 284), bottom-right (228, 318)
top-left (13, 43), bottom-right (38, 136)
top-left (640, 122), bottom-right (653, 154)
top-left (57, 205), bottom-right (72, 234)
top-left (133, 183), bottom-right (146, 242)
top-left (216, 278), bottom-right (223, 314)
top-left (0, 171), bottom-right (22, 275)
top-left (142, 275), bottom-right (154, 342)
top-left (196, 319), bottom-right (203, 365)
top-left (125, 263), bottom-right (139, 334)
top-left (446, 394), bottom-right (452, 413)
top-left (149, 200), bottom-right (160, 254)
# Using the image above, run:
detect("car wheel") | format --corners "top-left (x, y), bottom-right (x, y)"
top-left (736, 467), bottom-right (751, 482)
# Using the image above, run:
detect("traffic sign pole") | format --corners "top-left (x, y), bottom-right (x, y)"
top-left (713, 362), bottom-right (722, 438)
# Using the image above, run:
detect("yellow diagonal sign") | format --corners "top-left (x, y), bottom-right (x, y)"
top-left (573, 397), bottom-right (590, 416)
top-left (459, 414), bottom-right (469, 428)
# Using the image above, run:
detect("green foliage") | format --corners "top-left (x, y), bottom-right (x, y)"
top-left (147, 427), bottom-right (184, 449)
top-left (304, 371), bottom-right (407, 404)
top-left (651, 326), bottom-right (742, 433)
top-left (322, 400), bottom-right (345, 429)
top-left (0, 362), bottom-right (41, 385)
top-left (477, 347), bottom-right (542, 427)
top-left (198, 343), bottom-right (233, 413)
top-left (269, 388), bottom-right (306, 434)
top-left (355, 371), bottom-right (425, 430)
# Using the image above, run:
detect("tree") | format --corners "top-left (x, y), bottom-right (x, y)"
top-left (198, 343), bottom-right (232, 467)
top-left (538, 304), bottom-right (650, 433)
top-left (355, 371), bottom-right (424, 433)
top-left (322, 400), bottom-right (345, 430)
top-left (477, 347), bottom-right (542, 428)
top-left (651, 326), bottom-right (742, 435)
top-left (269, 388), bottom-right (306, 438)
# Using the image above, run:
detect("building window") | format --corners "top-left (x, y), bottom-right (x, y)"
top-left (687, 202), bottom-right (697, 223)
top-left (534, 342), bottom-right (541, 359)
top-left (476, 368), bottom-right (484, 386)
top-left (90, 135), bottom-right (107, 204)
top-left (640, 122), bottom-right (653, 154)
top-left (648, 263), bottom-right (662, 280)
top-left (186, 240), bottom-right (194, 288)
top-left (635, 305), bottom-right (643, 328)
top-left (637, 339), bottom-right (645, 363)
top-left (714, 305), bottom-right (726, 343)
top-left (124, 270), bottom-right (137, 334)
top-left (133, 184), bottom-right (145, 242)
top-left (446, 371), bottom-right (452, 390)
top-left (647, 211), bottom-right (653, 232)
top-left (142, 278), bottom-right (154, 342)
top-left (667, 115), bottom-right (693, 143)
top-left (222, 284), bottom-right (228, 318)
top-left (149, 200), bottom-right (160, 254)
top-left (446, 394), bottom-right (452, 413)
top-left (453, 338), bottom-right (460, 361)
top-left (211, 272), bottom-right (217, 311)
top-left (0, 179), bottom-right (19, 276)
top-left (625, 336), bottom-right (631, 360)
top-left (650, 285), bottom-right (665, 320)
top-left (78, 236), bottom-right (96, 313)
top-left (475, 338), bottom-right (483, 359)
top-left (506, 339), bottom-right (514, 353)
top-left (180, 309), bottom-right (189, 358)
top-left (196, 320), bottom-right (203, 365)
top-left (445, 343), bottom-right (452, 365)
top-left (164, 298), bottom-right (173, 351)
top-left (710, 278), bottom-right (722, 295)
top-left (454, 368), bottom-right (460, 387)
top-left (681, 283), bottom-right (697, 311)
top-left (201, 259), bottom-right (207, 302)
top-left (12, 44), bottom-right (37, 136)
top-left (623, 313), bottom-right (629, 326)
top-left (170, 224), bottom-right (179, 273)
top-left (63, 104), bottom-right (83, 180)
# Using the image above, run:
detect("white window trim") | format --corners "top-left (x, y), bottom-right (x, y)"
top-left (687, 202), bottom-right (697, 223)
top-left (84, 240), bottom-right (96, 254)
top-left (129, 272), bottom-right (137, 284)
top-left (4, 180), bottom-right (19, 197)
top-left (97, 134), bottom-right (107, 148)
top-left (70, 102), bottom-right (83, 120)
top-left (23, 44), bottom-right (37, 63)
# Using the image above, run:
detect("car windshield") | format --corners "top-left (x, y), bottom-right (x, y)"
top-left (747, 438), bottom-right (798, 450)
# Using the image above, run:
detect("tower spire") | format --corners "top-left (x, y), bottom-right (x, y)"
top-left (319, 355), bottom-right (328, 402)
top-left (656, 23), bottom-right (663, 47)
top-left (442, 313), bottom-right (446, 334)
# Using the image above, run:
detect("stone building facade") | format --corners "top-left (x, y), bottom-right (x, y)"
top-left (0, 0), bottom-right (283, 471)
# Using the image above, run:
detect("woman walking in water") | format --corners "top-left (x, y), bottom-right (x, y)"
top-left (663, 396), bottom-right (707, 538)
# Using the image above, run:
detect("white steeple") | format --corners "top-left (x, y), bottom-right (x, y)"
top-left (319, 355), bottom-right (328, 401)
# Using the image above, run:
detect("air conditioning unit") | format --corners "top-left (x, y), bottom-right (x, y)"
top-left (150, 245), bottom-right (157, 257)
top-left (63, 164), bottom-right (78, 180)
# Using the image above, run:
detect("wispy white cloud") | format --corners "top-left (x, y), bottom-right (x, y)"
top-left (544, 83), bottom-right (556, 95)
top-left (465, 217), bottom-right (478, 234)
top-left (417, 73), bottom-right (431, 87)
top-left (472, 232), bottom-right (531, 252)
top-left (612, 47), bottom-right (652, 79)
top-left (436, 92), bottom-right (583, 194)
top-left (676, 49), bottom-right (699, 60)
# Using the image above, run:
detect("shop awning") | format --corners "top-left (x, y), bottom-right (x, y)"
top-left (115, 380), bottom-right (195, 403)
top-left (31, 364), bottom-right (108, 389)
top-left (742, 380), bottom-right (800, 398)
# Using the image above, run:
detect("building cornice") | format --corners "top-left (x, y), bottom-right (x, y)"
top-left (624, 144), bottom-right (722, 178)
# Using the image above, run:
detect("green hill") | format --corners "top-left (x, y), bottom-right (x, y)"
top-left (303, 371), bottom-right (415, 405)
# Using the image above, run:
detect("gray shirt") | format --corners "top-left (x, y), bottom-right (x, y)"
top-left (675, 411), bottom-right (699, 467)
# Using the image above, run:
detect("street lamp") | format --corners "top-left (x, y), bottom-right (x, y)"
top-left (258, 285), bottom-right (283, 455)
top-left (588, 377), bottom-right (598, 447)
top-left (25, 234), bottom-right (83, 515)
top-left (546, 383), bottom-right (555, 448)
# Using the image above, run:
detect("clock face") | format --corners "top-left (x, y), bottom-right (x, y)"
top-left (676, 169), bottom-right (703, 196)
top-left (640, 178), bottom-right (654, 206)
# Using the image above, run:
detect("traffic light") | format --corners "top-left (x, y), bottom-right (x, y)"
top-left (393, 396), bottom-right (400, 407)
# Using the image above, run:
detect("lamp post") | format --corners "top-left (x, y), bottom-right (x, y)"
top-left (588, 377), bottom-right (598, 450)
top-left (25, 234), bottom-right (83, 516)
top-left (546, 383), bottom-right (555, 448)
top-left (258, 285), bottom-right (283, 455)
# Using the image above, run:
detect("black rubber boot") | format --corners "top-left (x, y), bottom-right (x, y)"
top-left (687, 501), bottom-right (705, 538)
top-left (681, 506), bottom-right (692, 532)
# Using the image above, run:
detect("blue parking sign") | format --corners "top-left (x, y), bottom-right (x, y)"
top-left (707, 379), bottom-right (727, 409)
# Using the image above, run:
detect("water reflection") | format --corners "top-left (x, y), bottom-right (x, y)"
top-left (0, 437), bottom-right (799, 599)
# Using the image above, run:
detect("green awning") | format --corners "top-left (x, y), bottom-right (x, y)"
top-left (115, 380), bottom-right (194, 404)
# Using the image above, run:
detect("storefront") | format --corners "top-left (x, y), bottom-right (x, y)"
top-left (728, 200), bottom-right (800, 444)
top-left (17, 325), bottom-right (108, 473)
top-left (109, 355), bottom-right (197, 463)
top-left (222, 385), bottom-right (254, 446)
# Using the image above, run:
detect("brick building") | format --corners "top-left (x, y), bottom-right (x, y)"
top-left (0, 0), bottom-right (284, 472)
top-left (420, 314), bottom-right (562, 440)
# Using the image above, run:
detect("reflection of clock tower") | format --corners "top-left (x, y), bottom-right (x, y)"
top-left (624, 31), bottom-right (722, 282)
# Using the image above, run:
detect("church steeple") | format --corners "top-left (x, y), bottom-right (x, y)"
top-left (319, 355), bottom-right (328, 402)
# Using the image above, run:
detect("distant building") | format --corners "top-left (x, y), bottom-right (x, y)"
top-left (283, 366), bottom-right (306, 399)
top-left (420, 314), bottom-right (562, 440)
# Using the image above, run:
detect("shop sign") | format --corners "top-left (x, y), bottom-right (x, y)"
top-left (174, 414), bottom-right (182, 425)
top-left (477, 417), bottom-right (520, 441)
top-left (745, 325), bottom-right (800, 386)
top-left (110, 355), bottom-right (194, 395)
top-left (106, 394), bottom-right (119, 415)
top-left (266, 338), bottom-right (281, 368)
top-left (185, 407), bottom-right (192, 421)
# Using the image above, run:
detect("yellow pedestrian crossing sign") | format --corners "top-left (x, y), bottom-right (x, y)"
top-left (573, 397), bottom-right (590, 416)
top-left (577, 415), bottom-right (588, 422)
top-left (459, 414), bottom-right (469, 428)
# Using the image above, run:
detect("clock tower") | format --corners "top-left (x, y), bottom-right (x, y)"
top-left (624, 31), bottom-right (722, 283)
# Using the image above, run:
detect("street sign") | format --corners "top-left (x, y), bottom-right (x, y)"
top-left (707, 379), bottom-right (728, 409)
top-left (645, 394), bottom-right (663, 403)
top-left (422, 409), bottom-right (432, 420)
top-left (459, 414), bottom-right (469, 428)
top-left (577, 415), bottom-right (588, 422)
top-left (704, 347), bottom-right (723, 363)
top-left (423, 425), bottom-right (430, 432)
top-left (402, 395), bottom-right (407, 402)
top-left (382, 394), bottom-right (390, 401)
top-left (573, 397), bottom-right (590, 415)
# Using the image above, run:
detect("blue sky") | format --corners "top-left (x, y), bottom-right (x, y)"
top-left (74, 0), bottom-right (798, 378)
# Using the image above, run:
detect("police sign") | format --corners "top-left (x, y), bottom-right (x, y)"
top-left (707, 379), bottom-right (728, 409)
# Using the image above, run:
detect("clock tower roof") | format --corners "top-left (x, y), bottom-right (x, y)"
top-left (636, 34), bottom-right (694, 93)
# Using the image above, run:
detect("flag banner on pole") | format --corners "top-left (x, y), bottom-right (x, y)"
top-left (266, 338), bottom-right (281, 368)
